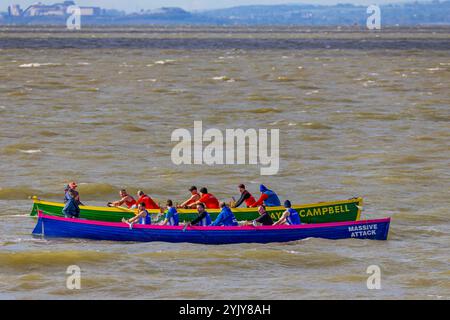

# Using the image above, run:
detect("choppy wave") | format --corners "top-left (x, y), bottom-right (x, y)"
top-left (0, 250), bottom-right (116, 269)
top-left (355, 112), bottom-right (403, 121)
top-left (300, 122), bottom-right (332, 130)
top-left (0, 183), bottom-right (134, 200)
top-left (2, 143), bottom-right (41, 155)
top-left (242, 107), bottom-right (282, 114)
top-left (0, 187), bottom-right (52, 200)
top-left (3, 38), bottom-right (450, 50)
top-left (119, 124), bottom-right (148, 132)
top-left (246, 95), bottom-right (273, 102)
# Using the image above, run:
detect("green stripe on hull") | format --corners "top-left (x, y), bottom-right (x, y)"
top-left (30, 198), bottom-right (361, 223)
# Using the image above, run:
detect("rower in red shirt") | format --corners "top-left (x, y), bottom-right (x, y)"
top-left (178, 186), bottom-right (201, 209)
top-left (107, 189), bottom-right (136, 209)
top-left (189, 187), bottom-right (220, 209)
top-left (136, 190), bottom-right (159, 209)
top-left (233, 184), bottom-right (256, 208)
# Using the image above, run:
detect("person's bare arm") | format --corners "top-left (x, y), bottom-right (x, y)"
top-left (179, 195), bottom-right (193, 208)
top-left (273, 210), bottom-right (289, 225)
top-left (129, 210), bottom-right (146, 224)
top-left (188, 196), bottom-right (203, 208)
top-left (180, 194), bottom-right (201, 208)
top-left (111, 197), bottom-right (127, 207)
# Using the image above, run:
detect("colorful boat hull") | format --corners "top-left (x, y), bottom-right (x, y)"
top-left (30, 197), bottom-right (362, 224)
top-left (32, 212), bottom-right (389, 244)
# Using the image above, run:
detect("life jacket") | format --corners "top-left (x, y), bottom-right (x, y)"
top-left (263, 189), bottom-right (281, 207)
top-left (199, 193), bottom-right (220, 209)
top-left (62, 197), bottom-right (79, 217)
top-left (197, 211), bottom-right (212, 226)
top-left (137, 195), bottom-right (159, 209)
top-left (124, 196), bottom-right (136, 209)
top-left (139, 210), bottom-right (151, 225)
top-left (64, 189), bottom-right (81, 205)
top-left (64, 190), bottom-right (71, 203)
top-left (286, 208), bottom-right (301, 225)
top-left (165, 207), bottom-right (179, 226)
top-left (219, 207), bottom-right (238, 226)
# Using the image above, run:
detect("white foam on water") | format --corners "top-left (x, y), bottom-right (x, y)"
top-left (212, 76), bottom-right (231, 81)
top-left (137, 78), bottom-right (157, 82)
top-left (154, 59), bottom-right (176, 65)
top-left (284, 250), bottom-right (300, 254)
top-left (19, 63), bottom-right (61, 68)
top-left (18, 149), bottom-right (42, 154)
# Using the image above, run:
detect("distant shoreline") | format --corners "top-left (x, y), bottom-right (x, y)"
top-left (1, 1), bottom-right (450, 26)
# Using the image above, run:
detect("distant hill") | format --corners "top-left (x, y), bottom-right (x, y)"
top-left (1, 1), bottom-right (449, 25)
top-left (201, 1), bottom-right (450, 25)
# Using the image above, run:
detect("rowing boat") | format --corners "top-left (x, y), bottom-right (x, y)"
top-left (32, 211), bottom-right (389, 244)
top-left (30, 196), bottom-right (362, 224)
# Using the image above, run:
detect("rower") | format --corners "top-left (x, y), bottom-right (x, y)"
top-left (250, 184), bottom-right (281, 207)
top-left (243, 205), bottom-right (273, 226)
top-left (63, 189), bottom-right (80, 218)
top-left (160, 199), bottom-right (179, 226)
top-left (273, 200), bottom-right (301, 225)
top-left (189, 187), bottom-right (220, 209)
top-left (178, 186), bottom-right (200, 208)
top-left (122, 202), bottom-right (151, 226)
top-left (108, 189), bottom-right (136, 209)
top-left (187, 203), bottom-right (211, 226)
top-left (210, 202), bottom-right (238, 226)
top-left (64, 181), bottom-right (83, 205)
top-left (232, 184), bottom-right (256, 208)
top-left (136, 190), bottom-right (159, 209)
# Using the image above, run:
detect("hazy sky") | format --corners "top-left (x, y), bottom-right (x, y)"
top-left (1, 1), bottom-right (410, 13)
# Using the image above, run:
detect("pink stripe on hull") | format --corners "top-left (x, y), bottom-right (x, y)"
top-left (37, 211), bottom-right (390, 231)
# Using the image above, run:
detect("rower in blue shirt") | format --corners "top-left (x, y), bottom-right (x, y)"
top-left (273, 200), bottom-right (301, 225)
top-left (122, 202), bottom-right (151, 227)
top-left (211, 202), bottom-right (239, 226)
top-left (251, 184), bottom-right (281, 207)
top-left (160, 199), bottom-right (179, 226)
top-left (187, 203), bottom-right (211, 227)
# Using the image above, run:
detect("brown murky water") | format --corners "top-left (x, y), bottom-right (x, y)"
top-left (0, 26), bottom-right (449, 299)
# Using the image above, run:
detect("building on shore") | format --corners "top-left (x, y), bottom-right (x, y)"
top-left (7, 4), bottom-right (23, 16)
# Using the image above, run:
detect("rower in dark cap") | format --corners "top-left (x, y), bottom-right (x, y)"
top-left (273, 200), bottom-right (301, 225)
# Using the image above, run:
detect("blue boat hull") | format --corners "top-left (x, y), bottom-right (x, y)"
top-left (33, 213), bottom-right (390, 244)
